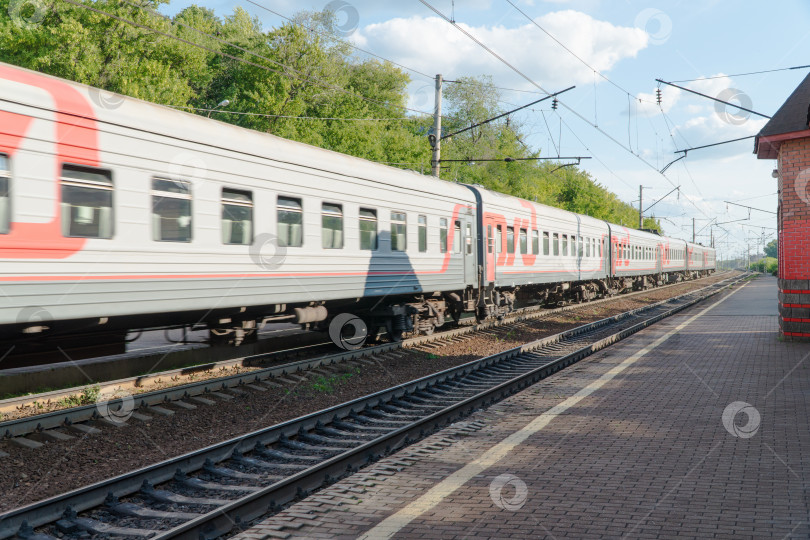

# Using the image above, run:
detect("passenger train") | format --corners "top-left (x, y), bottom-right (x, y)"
top-left (0, 62), bottom-right (715, 360)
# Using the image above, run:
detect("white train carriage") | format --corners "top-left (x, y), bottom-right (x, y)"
top-left (0, 62), bottom-right (479, 351)
top-left (465, 186), bottom-right (610, 310)
top-left (661, 238), bottom-right (688, 273)
top-left (686, 242), bottom-right (715, 274)
top-left (609, 226), bottom-right (663, 278)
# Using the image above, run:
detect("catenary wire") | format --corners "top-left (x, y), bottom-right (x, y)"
top-left (417, 0), bottom-right (711, 220)
top-left (670, 64), bottom-right (810, 83)
top-left (172, 106), bottom-right (417, 121)
top-left (504, 0), bottom-right (657, 105)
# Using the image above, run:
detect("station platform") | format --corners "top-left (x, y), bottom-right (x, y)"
top-left (234, 275), bottom-right (810, 539)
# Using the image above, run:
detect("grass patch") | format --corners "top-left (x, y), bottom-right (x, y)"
top-left (57, 384), bottom-right (101, 408)
top-left (309, 368), bottom-right (360, 394)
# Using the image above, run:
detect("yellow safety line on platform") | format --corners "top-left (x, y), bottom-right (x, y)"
top-left (359, 281), bottom-right (749, 539)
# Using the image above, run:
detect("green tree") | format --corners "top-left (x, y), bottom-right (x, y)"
top-left (764, 239), bottom-right (777, 258)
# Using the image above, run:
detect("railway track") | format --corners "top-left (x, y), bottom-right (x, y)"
top-left (0, 273), bottom-right (731, 440)
top-left (0, 274), bottom-right (745, 539)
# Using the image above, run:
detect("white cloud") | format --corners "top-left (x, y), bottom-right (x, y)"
top-left (352, 11), bottom-right (648, 109)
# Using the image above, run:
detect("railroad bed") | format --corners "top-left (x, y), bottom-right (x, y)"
top-left (0, 274), bottom-right (746, 539)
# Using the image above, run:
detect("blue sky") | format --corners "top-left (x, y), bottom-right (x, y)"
top-left (162, 0), bottom-right (809, 260)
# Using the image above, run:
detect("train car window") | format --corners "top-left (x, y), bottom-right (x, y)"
top-left (440, 218), bottom-right (448, 253)
top-left (578, 236), bottom-right (584, 258)
top-left (418, 215), bottom-right (428, 252)
top-left (532, 230), bottom-right (539, 255)
top-left (0, 154), bottom-right (9, 234)
top-left (466, 223), bottom-right (473, 254)
top-left (553, 233), bottom-right (559, 256)
top-left (359, 208), bottom-right (377, 250)
top-left (507, 226), bottom-right (515, 254)
top-left (391, 211), bottom-right (407, 251)
top-left (487, 225), bottom-right (494, 254)
top-left (543, 232), bottom-right (550, 256)
top-left (221, 189), bottom-right (253, 245)
top-left (453, 221), bottom-right (462, 253)
top-left (561, 234), bottom-right (568, 256)
top-left (321, 203), bottom-right (343, 249)
top-left (151, 178), bottom-right (191, 242)
top-left (60, 164), bottom-right (114, 239)
top-left (278, 196), bottom-right (303, 247)
top-left (519, 228), bottom-right (527, 254)
top-left (586, 238), bottom-right (590, 258)
top-left (599, 238), bottom-right (603, 257)
top-left (496, 225), bottom-right (503, 254)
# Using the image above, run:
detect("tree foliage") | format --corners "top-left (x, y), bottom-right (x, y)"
top-left (0, 0), bottom-right (659, 232)
top-left (764, 239), bottom-right (777, 258)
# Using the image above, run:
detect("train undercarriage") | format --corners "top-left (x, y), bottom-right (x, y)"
top-left (285, 269), bottom-right (715, 346)
top-left (205, 269), bottom-right (714, 347)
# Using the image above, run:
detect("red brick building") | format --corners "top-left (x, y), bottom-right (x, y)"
top-left (755, 74), bottom-right (810, 340)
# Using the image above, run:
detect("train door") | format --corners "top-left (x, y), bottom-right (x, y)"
top-left (483, 216), bottom-right (496, 283)
top-left (657, 244), bottom-right (663, 274)
top-left (461, 218), bottom-right (476, 285)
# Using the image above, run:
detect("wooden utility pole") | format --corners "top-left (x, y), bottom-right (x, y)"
top-left (431, 74), bottom-right (443, 177)
top-left (638, 185), bottom-right (643, 229)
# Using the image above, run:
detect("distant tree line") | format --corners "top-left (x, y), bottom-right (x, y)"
top-left (0, 0), bottom-right (660, 232)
